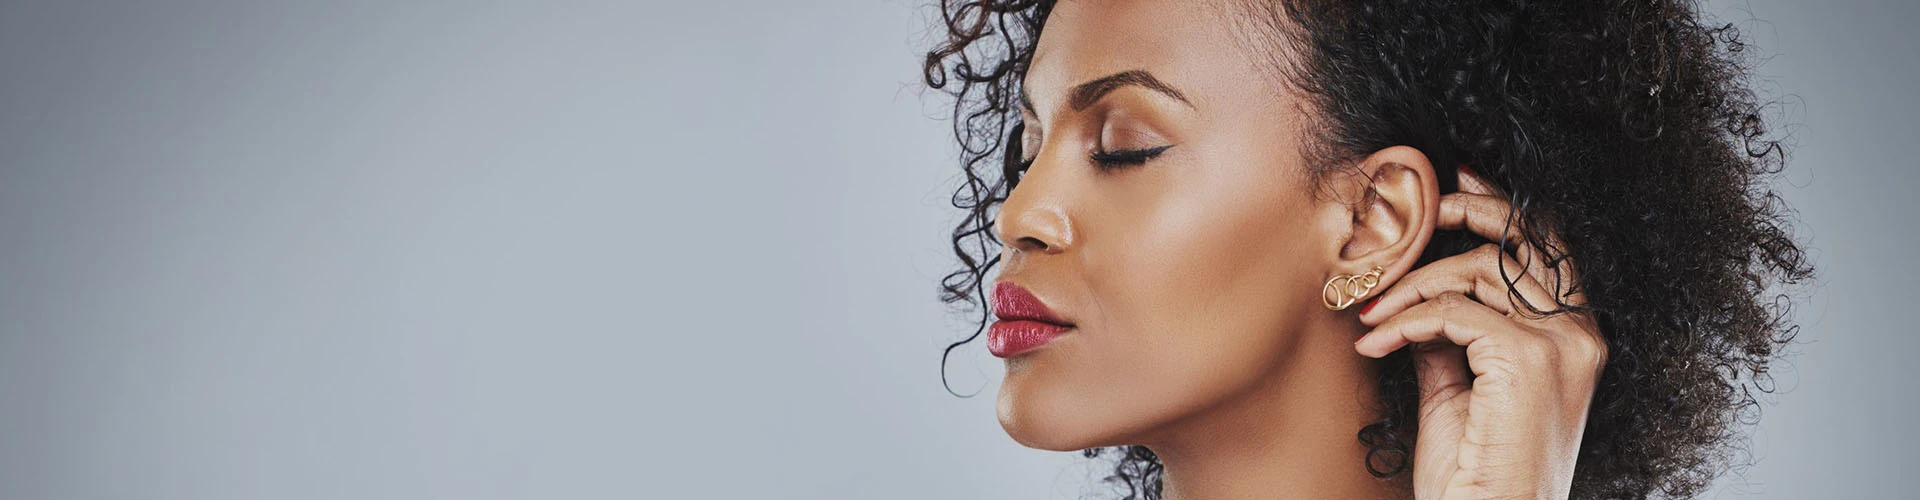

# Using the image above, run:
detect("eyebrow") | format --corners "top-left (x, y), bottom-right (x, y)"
top-left (1019, 69), bottom-right (1193, 114)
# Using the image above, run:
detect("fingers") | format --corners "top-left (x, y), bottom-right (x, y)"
top-left (1355, 292), bottom-right (1513, 358)
top-left (1412, 342), bottom-right (1471, 417)
top-left (1440, 171), bottom-right (1582, 303)
top-left (1356, 292), bottom-right (1608, 385)
top-left (1358, 244), bottom-right (1560, 326)
top-left (1437, 192), bottom-right (1549, 273)
top-left (1409, 341), bottom-right (1469, 500)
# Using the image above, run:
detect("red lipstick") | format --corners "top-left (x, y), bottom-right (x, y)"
top-left (988, 281), bottom-right (1074, 358)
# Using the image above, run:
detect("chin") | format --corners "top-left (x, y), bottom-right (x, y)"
top-left (996, 389), bottom-right (1091, 451)
top-left (994, 356), bottom-right (1136, 451)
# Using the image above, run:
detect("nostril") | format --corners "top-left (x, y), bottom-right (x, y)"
top-left (1016, 236), bottom-right (1050, 252)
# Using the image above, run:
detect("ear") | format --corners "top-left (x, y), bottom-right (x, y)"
top-left (1331, 146), bottom-right (1439, 294)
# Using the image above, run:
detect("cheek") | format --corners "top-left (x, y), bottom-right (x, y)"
top-left (1092, 156), bottom-right (1321, 390)
top-left (996, 165), bottom-right (1325, 450)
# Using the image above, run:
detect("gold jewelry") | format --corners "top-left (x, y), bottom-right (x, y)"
top-left (1322, 266), bottom-right (1384, 310)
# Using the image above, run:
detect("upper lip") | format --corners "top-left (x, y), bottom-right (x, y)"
top-left (991, 281), bottom-right (1073, 326)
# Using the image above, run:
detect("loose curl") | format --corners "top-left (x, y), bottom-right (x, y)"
top-left (924, 1), bottom-right (1813, 499)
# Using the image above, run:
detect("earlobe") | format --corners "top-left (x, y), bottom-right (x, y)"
top-left (1323, 265), bottom-right (1384, 311)
top-left (1333, 146), bottom-right (1440, 287)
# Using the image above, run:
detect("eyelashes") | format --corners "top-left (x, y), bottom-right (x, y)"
top-left (1008, 143), bottom-right (1174, 180)
top-left (1088, 144), bottom-right (1173, 170)
top-left (1004, 121), bottom-right (1173, 190)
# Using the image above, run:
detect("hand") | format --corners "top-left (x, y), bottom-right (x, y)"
top-left (1353, 169), bottom-right (1607, 500)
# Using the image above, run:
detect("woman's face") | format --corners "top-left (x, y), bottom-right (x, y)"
top-left (993, 0), bottom-right (1349, 450)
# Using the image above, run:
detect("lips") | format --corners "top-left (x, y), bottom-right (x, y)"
top-left (987, 281), bottom-right (1074, 358)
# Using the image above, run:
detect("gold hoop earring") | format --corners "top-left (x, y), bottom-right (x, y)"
top-left (1322, 266), bottom-right (1384, 310)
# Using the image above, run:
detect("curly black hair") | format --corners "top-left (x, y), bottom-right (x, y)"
top-left (924, 1), bottom-right (1813, 498)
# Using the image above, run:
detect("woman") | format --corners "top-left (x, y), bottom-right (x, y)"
top-left (923, 0), bottom-right (1812, 499)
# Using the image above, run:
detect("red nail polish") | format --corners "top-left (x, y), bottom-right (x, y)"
top-left (1458, 164), bottom-right (1476, 178)
top-left (1359, 297), bottom-right (1380, 315)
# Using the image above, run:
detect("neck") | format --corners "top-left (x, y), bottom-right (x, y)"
top-left (1143, 326), bottom-right (1410, 500)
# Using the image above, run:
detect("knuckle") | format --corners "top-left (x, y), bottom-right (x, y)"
top-left (1433, 291), bottom-right (1473, 311)
top-left (1471, 196), bottom-right (1510, 218)
top-left (1474, 352), bottom-right (1528, 381)
top-left (1577, 336), bottom-right (1610, 373)
top-left (1472, 243), bottom-right (1503, 260)
top-left (1542, 329), bottom-right (1608, 377)
top-left (1412, 280), bottom-right (1442, 300)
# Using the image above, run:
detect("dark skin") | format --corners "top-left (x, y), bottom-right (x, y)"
top-left (993, 1), bottom-right (1605, 498)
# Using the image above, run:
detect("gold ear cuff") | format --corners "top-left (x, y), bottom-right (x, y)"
top-left (1322, 266), bottom-right (1384, 310)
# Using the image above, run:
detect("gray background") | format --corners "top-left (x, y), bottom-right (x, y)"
top-left (0, 1), bottom-right (1908, 499)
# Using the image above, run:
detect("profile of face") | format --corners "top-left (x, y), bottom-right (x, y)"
top-left (992, 0), bottom-right (1439, 452)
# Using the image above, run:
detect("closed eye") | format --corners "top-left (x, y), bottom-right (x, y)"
top-left (1090, 144), bottom-right (1173, 170)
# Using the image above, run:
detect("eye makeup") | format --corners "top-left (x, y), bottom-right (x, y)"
top-left (1089, 144), bottom-right (1173, 170)
top-left (1010, 83), bottom-right (1183, 178)
top-left (1090, 112), bottom-right (1174, 170)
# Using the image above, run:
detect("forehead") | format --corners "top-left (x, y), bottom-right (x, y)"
top-left (1024, 0), bottom-right (1283, 114)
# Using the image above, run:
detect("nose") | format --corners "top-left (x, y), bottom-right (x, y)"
top-left (994, 152), bottom-right (1074, 256)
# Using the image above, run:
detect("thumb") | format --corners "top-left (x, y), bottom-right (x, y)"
top-left (1411, 342), bottom-right (1471, 499)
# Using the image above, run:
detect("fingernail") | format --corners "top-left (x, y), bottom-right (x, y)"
top-left (1358, 297), bottom-right (1380, 315)
top-left (1458, 164), bottom-right (1476, 178)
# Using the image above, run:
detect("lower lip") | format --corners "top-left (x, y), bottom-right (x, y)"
top-left (987, 320), bottom-right (1072, 358)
